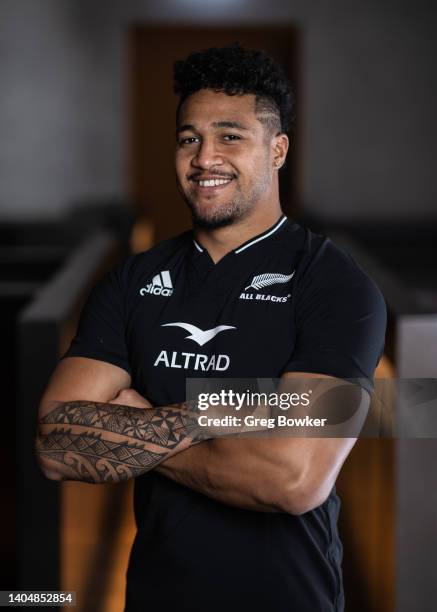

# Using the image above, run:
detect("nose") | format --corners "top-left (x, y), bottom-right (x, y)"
top-left (191, 138), bottom-right (223, 170)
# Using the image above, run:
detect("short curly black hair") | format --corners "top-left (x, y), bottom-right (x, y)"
top-left (173, 43), bottom-right (294, 134)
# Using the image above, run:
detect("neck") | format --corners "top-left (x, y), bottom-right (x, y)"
top-left (194, 201), bottom-right (283, 263)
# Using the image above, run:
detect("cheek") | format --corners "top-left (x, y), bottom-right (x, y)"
top-left (226, 148), bottom-right (255, 174)
top-left (240, 143), bottom-right (269, 169)
top-left (246, 151), bottom-right (270, 177)
top-left (175, 153), bottom-right (189, 180)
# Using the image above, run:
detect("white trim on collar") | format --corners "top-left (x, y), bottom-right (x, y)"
top-left (234, 216), bottom-right (287, 254)
top-left (193, 240), bottom-right (203, 252)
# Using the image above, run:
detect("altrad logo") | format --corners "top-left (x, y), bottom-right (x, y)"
top-left (161, 322), bottom-right (236, 346)
top-left (154, 322), bottom-right (236, 372)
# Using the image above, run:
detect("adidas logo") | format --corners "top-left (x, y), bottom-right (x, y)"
top-left (140, 270), bottom-right (173, 297)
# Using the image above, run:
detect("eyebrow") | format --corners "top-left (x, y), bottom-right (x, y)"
top-left (211, 120), bottom-right (251, 130)
top-left (176, 120), bottom-right (252, 135)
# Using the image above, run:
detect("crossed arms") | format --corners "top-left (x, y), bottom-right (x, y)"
top-left (35, 357), bottom-right (367, 514)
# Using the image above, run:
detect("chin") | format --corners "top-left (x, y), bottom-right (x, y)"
top-left (191, 203), bottom-right (243, 229)
top-left (192, 213), bottom-right (237, 230)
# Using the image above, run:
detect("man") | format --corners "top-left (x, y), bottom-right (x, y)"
top-left (36, 44), bottom-right (386, 611)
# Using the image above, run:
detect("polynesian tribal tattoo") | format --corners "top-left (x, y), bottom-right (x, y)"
top-left (37, 401), bottom-right (204, 484)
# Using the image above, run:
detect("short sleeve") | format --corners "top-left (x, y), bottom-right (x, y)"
top-left (61, 263), bottom-right (131, 375)
top-left (283, 249), bottom-right (387, 395)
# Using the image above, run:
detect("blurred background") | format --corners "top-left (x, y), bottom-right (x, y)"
top-left (1, 1), bottom-right (436, 610)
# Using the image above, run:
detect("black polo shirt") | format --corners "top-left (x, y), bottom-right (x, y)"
top-left (62, 215), bottom-right (386, 612)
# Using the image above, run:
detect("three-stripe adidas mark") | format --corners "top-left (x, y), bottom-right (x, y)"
top-left (140, 270), bottom-right (173, 297)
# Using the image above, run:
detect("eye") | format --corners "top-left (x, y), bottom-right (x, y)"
top-left (223, 134), bottom-right (241, 142)
top-left (178, 136), bottom-right (199, 146)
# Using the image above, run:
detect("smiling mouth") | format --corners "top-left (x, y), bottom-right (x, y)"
top-left (190, 176), bottom-right (235, 190)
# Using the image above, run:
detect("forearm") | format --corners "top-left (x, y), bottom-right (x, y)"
top-left (157, 377), bottom-right (366, 513)
top-left (36, 400), bottom-right (206, 484)
top-left (156, 437), bottom-right (299, 513)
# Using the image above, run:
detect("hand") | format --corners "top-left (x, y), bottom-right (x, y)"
top-left (109, 388), bottom-right (153, 410)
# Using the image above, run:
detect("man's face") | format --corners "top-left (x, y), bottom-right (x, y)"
top-left (175, 89), bottom-right (276, 229)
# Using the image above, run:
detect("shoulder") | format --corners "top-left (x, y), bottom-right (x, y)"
top-left (294, 226), bottom-right (386, 320)
top-left (113, 230), bottom-right (192, 286)
top-left (297, 226), bottom-right (363, 279)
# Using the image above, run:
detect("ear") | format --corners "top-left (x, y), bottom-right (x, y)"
top-left (271, 133), bottom-right (289, 170)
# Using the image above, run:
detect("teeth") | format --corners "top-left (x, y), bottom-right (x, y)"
top-left (198, 178), bottom-right (232, 187)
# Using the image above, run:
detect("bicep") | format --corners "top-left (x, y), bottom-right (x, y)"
top-left (276, 262), bottom-right (384, 486)
top-left (276, 371), bottom-right (370, 510)
top-left (38, 356), bottom-right (131, 419)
